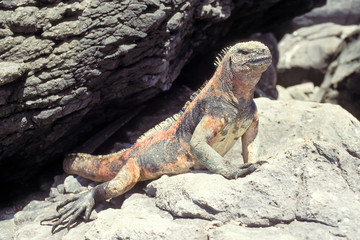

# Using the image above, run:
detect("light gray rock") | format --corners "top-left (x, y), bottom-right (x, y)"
top-left (293, 0), bottom-right (360, 28)
top-left (277, 23), bottom-right (360, 87)
top-left (0, 61), bottom-right (25, 86)
top-left (83, 194), bottom-right (208, 240)
top-left (312, 26), bottom-right (360, 119)
top-left (316, 28), bottom-right (360, 90)
top-left (13, 200), bottom-right (53, 227)
top-left (276, 85), bottom-right (293, 101)
top-left (209, 222), bottom-right (297, 240)
top-left (255, 98), bottom-right (360, 159)
top-left (284, 82), bottom-right (317, 101)
top-left (63, 175), bottom-right (87, 194)
top-left (286, 220), bottom-right (346, 240)
top-left (0, 219), bottom-right (14, 240)
top-left (278, 22), bottom-right (360, 119)
top-left (209, 220), bottom-right (345, 240)
top-left (146, 170), bottom-right (298, 225)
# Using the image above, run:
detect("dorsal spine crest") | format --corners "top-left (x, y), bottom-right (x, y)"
top-left (214, 46), bottom-right (231, 66)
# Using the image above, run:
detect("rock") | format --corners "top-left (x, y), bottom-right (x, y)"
top-left (283, 82), bottom-right (318, 101)
top-left (209, 222), bottom-right (297, 240)
top-left (3, 98), bottom-right (359, 239)
top-left (315, 28), bottom-right (360, 95)
top-left (63, 175), bottom-right (87, 194)
top-left (293, 0), bottom-right (360, 28)
top-left (275, 85), bottom-right (293, 101)
top-left (209, 220), bottom-right (345, 240)
top-left (146, 171), bottom-right (298, 225)
top-left (279, 22), bottom-right (360, 119)
top-left (83, 194), bottom-right (208, 240)
top-left (277, 23), bottom-right (360, 87)
top-left (255, 98), bottom-right (360, 160)
top-left (13, 200), bottom-right (53, 227)
top-left (0, 62), bottom-right (25, 87)
top-left (0, 219), bottom-right (14, 240)
top-left (312, 26), bottom-right (360, 119)
top-left (0, 0), bottom-right (325, 191)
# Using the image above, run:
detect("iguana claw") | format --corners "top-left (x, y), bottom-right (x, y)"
top-left (40, 189), bottom-right (96, 233)
top-left (234, 161), bottom-right (268, 179)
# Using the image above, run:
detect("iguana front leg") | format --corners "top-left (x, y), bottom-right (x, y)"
top-left (190, 115), bottom-right (259, 179)
top-left (41, 160), bottom-right (140, 233)
top-left (242, 111), bottom-right (260, 163)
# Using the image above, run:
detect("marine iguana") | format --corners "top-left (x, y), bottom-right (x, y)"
top-left (41, 41), bottom-right (272, 232)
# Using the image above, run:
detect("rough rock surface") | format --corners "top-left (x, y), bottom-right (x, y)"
top-left (293, 0), bottom-right (360, 28)
top-left (277, 22), bottom-right (360, 119)
top-left (2, 98), bottom-right (359, 240)
top-left (313, 28), bottom-right (360, 119)
top-left (277, 82), bottom-right (317, 102)
top-left (277, 22), bottom-right (360, 86)
top-left (0, 0), bottom-right (325, 190)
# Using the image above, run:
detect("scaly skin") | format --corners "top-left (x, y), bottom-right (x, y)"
top-left (41, 41), bottom-right (272, 233)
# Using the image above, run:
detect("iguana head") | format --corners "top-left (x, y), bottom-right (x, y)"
top-left (220, 41), bottom-right (272, 86)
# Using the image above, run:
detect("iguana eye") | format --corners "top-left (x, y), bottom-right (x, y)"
top-left (237, 49), bottom-right (250, 55)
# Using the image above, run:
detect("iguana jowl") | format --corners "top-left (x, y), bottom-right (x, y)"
top-left (42, 41), bottom-right (272, 232)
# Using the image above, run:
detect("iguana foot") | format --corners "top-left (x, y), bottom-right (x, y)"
top-left (40, 189), bottom-right (96, 233)
top-left (230, 161), bottom-right (268, 179)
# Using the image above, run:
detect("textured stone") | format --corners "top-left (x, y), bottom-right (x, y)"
top-left (313, 30), bottom-right (360, 119)
top-left (209, 222), bottom-right (297, 240)
top-left (293, 0), bottom-right (360, 28)
top-left (63, 175), bottom-right (87, 194)
top-left (278, 22), bottom-right (360, 119)
top-left (209, 220), bottom-right (345, 240)
top-left (0, 62), bottom-right (25, 86)
top-left (146, 171), bottom-right (298, 225)
top-left (83, 194), bottom-right (208, 240)
top-left (284, 82), bottom-right (317, 101)
top-left (277, 23), bottom-right (359, 86)
top-left (255, 98), bottom-right (360, 158)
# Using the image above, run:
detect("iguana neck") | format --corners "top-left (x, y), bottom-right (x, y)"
top-left (215, 65), bottom-right (260, 104)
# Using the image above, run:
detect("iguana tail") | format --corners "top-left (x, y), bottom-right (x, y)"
top-left (63, 150), bottom-right (127, 182)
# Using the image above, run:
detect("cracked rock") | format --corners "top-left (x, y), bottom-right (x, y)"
top-left (0, 62), bottom-right (25, 86)
top-left (277, 23), bottom-right (360, 87)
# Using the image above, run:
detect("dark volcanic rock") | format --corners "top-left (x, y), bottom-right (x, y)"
top-left (0, 0), bottom-right (325, 193)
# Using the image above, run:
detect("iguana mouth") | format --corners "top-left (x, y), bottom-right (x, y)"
top-left (248, 56), bottom-right (271, 64)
